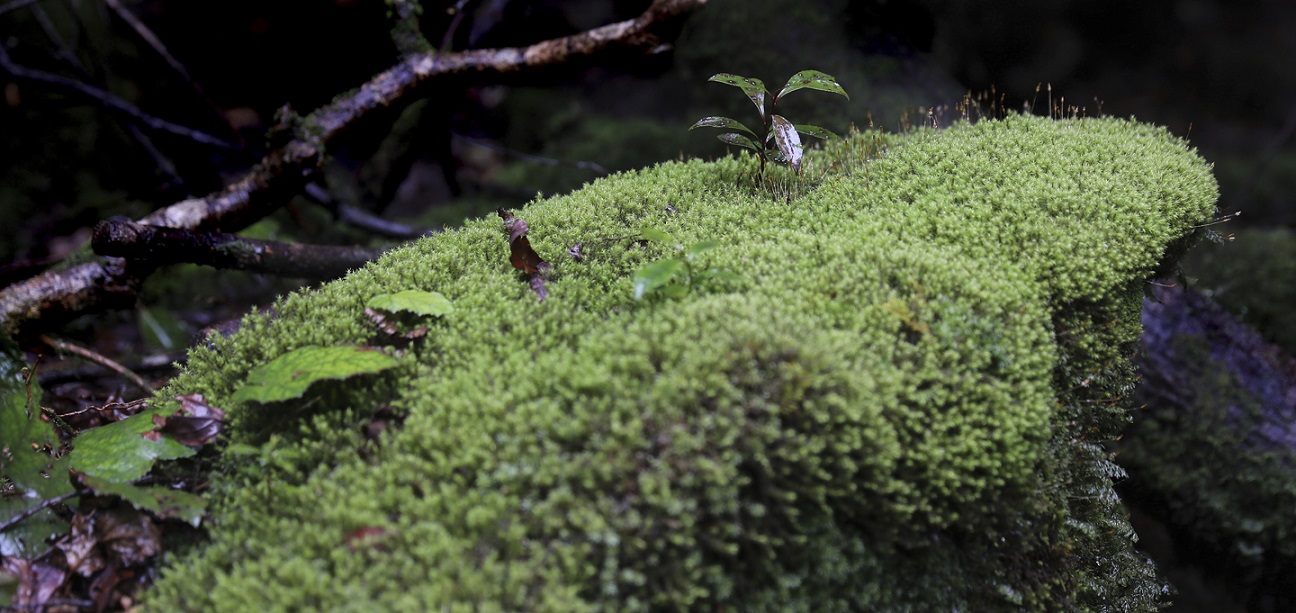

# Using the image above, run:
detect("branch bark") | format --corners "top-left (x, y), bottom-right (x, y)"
top-left (92, 218), bottom-right (387, 280)
top-left (0, 0), bottom-right (706, 340)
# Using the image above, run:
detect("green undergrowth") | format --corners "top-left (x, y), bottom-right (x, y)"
top-left (143, 115), bottom-right (1217, 611)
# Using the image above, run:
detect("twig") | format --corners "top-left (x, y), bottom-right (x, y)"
top-left (0, 46), bottom-right (237, 150)
top-left (40, 334), bottom-right (154, 395)
top-left (103, 0), bottom-right (231, 144)
top-left (302, 183), bottom-right (431, 239)
top-left (0, 0), bottom-right (37, 18)
top-left (30, 2), bottom-right (87, 72)
top-left (91, 218), bottom-right (390, 279)
top-left (440, 0), bottom-right (474, 52)
top-left (0, 491), bottom-right (80, 533)
top-left (103, 0), bottom-right (197, 89)
top-left (26, 3), bottom-right (189, 185)
top-left (38, 353), bottom-right (186, 388)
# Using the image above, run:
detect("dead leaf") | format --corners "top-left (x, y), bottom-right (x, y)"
top-left (62, 512), bottom-right (105, 578)
top-left (567, 242), bottom-right (585, 261)
top-left (1, 555), bottom-right (67, 609)
top-left (96, 508), bottom-right (162, 568)
top-left (365, 307), bottom-right (429, 340)
top-left (497, 209), bottom-right (552, 301)
top-left (140, 394), bottom-right (225, 446)
top-left (345, 526), bottom-right (389, 552)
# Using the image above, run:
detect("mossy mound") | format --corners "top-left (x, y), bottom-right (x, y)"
top-left (144, 115), bottom-right (1217, 611)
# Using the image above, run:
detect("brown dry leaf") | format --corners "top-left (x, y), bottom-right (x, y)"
top-left (96, 508), bottom-right (162, 568)
top-left (1, 555), bottom-right (67, 610)
top-left (364, 307), bottom-right (429, 340)
top-left (345, 526), bottom-right (389, 552)
top-left (497, 209), bottom-right (552, 301)
top-left (62, 512), bottom-right (106, 578)
top-left (142, 393), bottom-right (225, 446)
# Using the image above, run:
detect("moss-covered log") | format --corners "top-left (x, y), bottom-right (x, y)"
top-left (141, 115), bottom-right (1218, 611)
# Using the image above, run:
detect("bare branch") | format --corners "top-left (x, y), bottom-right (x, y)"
top-left (0, 46), bottom-right (238, 150)
top-left (303, 183), bottom-right (431, 240)
top-left (104, 0), bottom-right (200, 89)
top-left (91, 219), bottom-right (388, 280)
top-left (0, 0), bottom-right (707, 339)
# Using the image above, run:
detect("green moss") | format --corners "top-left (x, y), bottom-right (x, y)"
top-left (143, 115), bottom-right (1217, 611)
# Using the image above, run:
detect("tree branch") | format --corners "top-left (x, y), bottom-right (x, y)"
top-left (91, 218), bottom-right (387, 280)
top-left (0, 46), bottom-right (238, 150)
top-left (0, 0), bottom-right (706, 340)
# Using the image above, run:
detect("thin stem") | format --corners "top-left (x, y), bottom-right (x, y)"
top-left (40, 334), bottom-right (154, 395)
top-left (0, 490), bottom-right (80, 533)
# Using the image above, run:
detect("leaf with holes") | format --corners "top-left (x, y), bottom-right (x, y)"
top-left (69, 404), bottom-right (195, 483)
top-left (79, 475), bottom-right (206, 527)
top-left (689, 116), bottom-right (758, 139)
top-left (707, 73), bottom-right (767, 118)
top-left (229, 345), bottom-right (399, 406)
top-left (774, 69), bottom-right (850, 102)
top-left (716, 132), bottom-right (764, 155)
top-left (794, 124), bottom-right (838, 140)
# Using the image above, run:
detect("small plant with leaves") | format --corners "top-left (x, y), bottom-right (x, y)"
top-left (632, 229), bottom-right (740, 300)
top-left (690, 69), bottom-right (849, 176)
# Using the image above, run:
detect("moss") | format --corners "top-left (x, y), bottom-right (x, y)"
top-left (143, 115), bottom-right (1217, 610)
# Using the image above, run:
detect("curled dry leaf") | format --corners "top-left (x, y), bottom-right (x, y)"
top-left (365, 307), bottom-right (429, 340)
top-left (141, 393), bottom-right (225, 447)
top-left (1, 555), bottom-right (66, 609)
top-left (497, 209), bottom-right (552, 301)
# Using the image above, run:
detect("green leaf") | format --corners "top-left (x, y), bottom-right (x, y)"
top-left (770, 115), bottom-right (804, 173)
top-left (0, 500), bottom-right (68, 557)
top-left (638, 228), bottom-right (677, 244)
top-left (689, 116), bottom-right (757, 139)
top-left (716, 133), bottom-right (764, 155)
top-left (80, 474), bottom-right (206, 527)
top-left (793, 124), bottom-right (839, 140)
top-left (1, 340), bottom-right (74, 498)
top-left (229, 345), bottom-right (400, 406)
top-left (697, 269), bottom-right (745, 286)
top-left (661, 284), bottom-right (690, 300)
top-left (70, 405), bottom-right (195, 483)
top-left (365, 290), bottom-right (453, 317)
top-left (1, 339), bottom-right (75, 557)
top-left (774, 69), bottom-right (849, 102)
top-left (707, 73), bottom-right (767, 118)
top-left (633, 259), bottom-right (687, 300)
top-left (685, 240), bottom-right (720, 260)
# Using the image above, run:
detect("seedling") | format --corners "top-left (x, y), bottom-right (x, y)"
top-left (632, 228), bottom-right (740, 300)
top-left (690, 69), bottom-right (849, 176)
